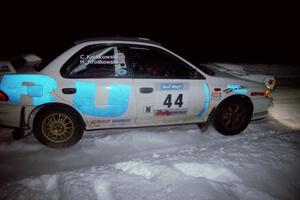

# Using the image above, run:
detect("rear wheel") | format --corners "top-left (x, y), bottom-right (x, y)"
top-left (33, 106), bottom-right (84, 148)
top-left (214, 97), bottom-right (252, 135)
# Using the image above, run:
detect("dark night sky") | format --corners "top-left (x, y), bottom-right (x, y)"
top-left (0, 2), bottom-right (299, 65)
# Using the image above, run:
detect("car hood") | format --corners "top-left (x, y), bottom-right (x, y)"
top-left (204, 63), bottom-right (275, 89)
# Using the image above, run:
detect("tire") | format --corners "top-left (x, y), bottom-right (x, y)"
top-left (33, 105), bottom-right (84, 148)
top-left (213, 97), bottom-right (252, 135)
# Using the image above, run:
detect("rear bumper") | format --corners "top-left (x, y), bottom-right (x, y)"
top-left (0, 104), bottom-right (22, 128)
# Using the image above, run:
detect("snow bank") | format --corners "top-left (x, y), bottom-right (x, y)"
top-left (0, 87), bottom-right (300, 199)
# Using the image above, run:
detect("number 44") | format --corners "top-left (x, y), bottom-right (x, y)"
top-left (164, 94), bottom-right (183, 108)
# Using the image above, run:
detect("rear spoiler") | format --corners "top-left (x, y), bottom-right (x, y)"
top-left (0, 61), bottom-right (15, 74)
top-left (11, 54), bottom-right (42, 69)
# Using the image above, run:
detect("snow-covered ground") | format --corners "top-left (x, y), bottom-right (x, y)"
top-left (0, 84), bottom-right (300, 199)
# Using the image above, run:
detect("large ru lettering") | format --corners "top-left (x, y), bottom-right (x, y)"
top-left (0, 75), bottom-right (130, 117)
top-left (0, 74), bottom-right (57, 106)
top-left (73, 81), bottom-right (130, 117)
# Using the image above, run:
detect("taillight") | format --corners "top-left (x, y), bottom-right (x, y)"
top-left (0, 91), bottom-right (9, 101)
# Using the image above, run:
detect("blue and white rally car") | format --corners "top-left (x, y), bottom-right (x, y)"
top-left (0, 38), bottom-right (273, 148)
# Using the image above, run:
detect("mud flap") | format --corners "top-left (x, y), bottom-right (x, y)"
top-left (12, 107), bottom-right (30, 140)
top-left (198, 108), bottom-right (215, 132)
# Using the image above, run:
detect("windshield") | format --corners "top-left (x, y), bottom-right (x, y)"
top-left (193, 63), bottom-right (215, 76)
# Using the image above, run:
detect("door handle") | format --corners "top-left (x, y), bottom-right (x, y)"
top-left (139, 87), bottom-right (153, 94)
top-left (62, 88), bottom-right (77, 94)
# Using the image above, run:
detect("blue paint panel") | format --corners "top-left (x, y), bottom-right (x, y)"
top-left (73, 81), bottom-right (130, 117)
top-left (27, 85), bottom-right (43, 97)
top-left (227, 84), bottom-right (248, 94)
top-left (198, 82), bottom-right (210, 117)
top-left (0, 74), bottom-right (57, 106)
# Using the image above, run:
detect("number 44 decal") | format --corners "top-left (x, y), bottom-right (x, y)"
top-left (163, 94), bottom-right (183, 108)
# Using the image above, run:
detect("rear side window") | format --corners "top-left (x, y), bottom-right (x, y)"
top-left (61, 45), bottom-right (130, 78)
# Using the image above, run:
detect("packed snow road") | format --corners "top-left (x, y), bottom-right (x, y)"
top-left (0, 86), bottom-right (299, 200)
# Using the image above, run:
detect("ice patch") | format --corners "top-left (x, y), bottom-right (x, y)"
top-left (114, 161), bottom-right (161, 179)
top-left (174, 162), bottom-right (241, 183)
top-left (19, 174), bottom-right (58, 191)
top-left (152, 153), bottom-right (160, 158)
top-left (94, 180), bottom-right (114, 200)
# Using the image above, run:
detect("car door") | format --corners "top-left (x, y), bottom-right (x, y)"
top-left (57, 44), bottom-right (136, 129)
top-left (124, 45), bottom-right (209, 126)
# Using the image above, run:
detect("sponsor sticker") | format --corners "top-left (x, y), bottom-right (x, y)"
top-left (90, 119), bottom-right (111, 125)
top-left (161, 83), bottom-right (183, 90)
top-left (250, 92), bottom-right (265, 96)
top-left (223, 88), bottom-right (233, 94)
top-left (112, 119), bottom-right (131, 123)
top-left (155, 83), bottom-right (189, 91)
top-left (224, 85), bottom-right (248, 95)
top-left (212, 91), bottom-right (221, 98)
top-left (144, 106), bottom-right (153, 113)
top-left (116, 68), bottom-right (127, 76)
top-left (90, 118), bottom-right (131, 125)
top-left (154, 108), bottom-right (187, 116)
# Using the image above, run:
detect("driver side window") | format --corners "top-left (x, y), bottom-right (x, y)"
top-left (125, 45), bottom-right (204, 79)
top-left (61, 45), bottom-right (130, 78)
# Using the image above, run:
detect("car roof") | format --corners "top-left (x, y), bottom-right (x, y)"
top-left (74, 37), bottom-right (162, 46)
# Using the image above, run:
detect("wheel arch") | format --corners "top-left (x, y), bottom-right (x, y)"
top-left (211, 94), bottom-right (254, 135)
top-left (28, 103), bottom-right (86, 130)
top-left (216, 94), bottom-right (254, 116)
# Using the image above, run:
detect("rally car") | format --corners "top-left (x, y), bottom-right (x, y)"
top-left (0, 38), bottom-right (273, 148)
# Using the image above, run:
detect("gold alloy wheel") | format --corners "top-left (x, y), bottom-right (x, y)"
top-left (41, 113), bottom-right (74, 143)
top-left (221, 104), bottom-right (246, 131)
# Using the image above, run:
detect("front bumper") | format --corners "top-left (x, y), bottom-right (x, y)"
top-left (0, 104), bottom-right (22, 128)
top-left (252, 97), bottom-right (273, 120)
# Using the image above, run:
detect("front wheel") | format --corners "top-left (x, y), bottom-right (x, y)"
top-left (213, 97), bottom-right (252, 135)
top-left (33, 106), bottom-right (84, 148)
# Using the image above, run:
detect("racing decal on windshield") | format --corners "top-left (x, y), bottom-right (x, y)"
top-left (224, 84), bottom-right (248, 95)
top-left (0, 74), bottom-right (57, 106)
top-left (73, 81), bottom-right (130, 117)
top-left (155, 83), bottom-right (189, 91)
